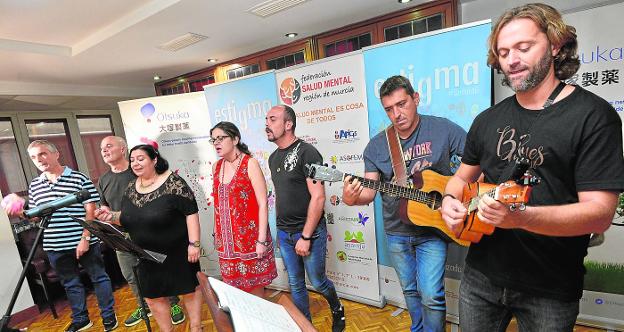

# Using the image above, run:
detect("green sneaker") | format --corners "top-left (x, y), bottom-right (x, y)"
top-left (124, 307), bottom-right (150, 327)
top-left (170, 303), bottom-right (186, 325)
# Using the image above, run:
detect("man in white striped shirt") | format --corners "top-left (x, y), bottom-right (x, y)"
top-left (25, 140), bottom-right (117, 332)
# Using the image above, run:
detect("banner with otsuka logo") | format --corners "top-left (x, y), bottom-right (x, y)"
top-left (363, 20), bottom-right (492, 316)
top-left (275, 53), bottom-right (382, 306)
top-left (118, 92), bottom-right (220, 276)
top-left (564, 3), bottom-right (624, 330)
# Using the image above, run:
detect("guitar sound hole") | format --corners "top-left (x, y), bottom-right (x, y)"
top-left (430, 191), bottom-right (443, 209)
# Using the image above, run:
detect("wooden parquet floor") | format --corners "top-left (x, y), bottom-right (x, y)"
top-left (12, 284), bottom-right (608, 331)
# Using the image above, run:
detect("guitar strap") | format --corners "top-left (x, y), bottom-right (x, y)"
top-left (385, 124), bottom-right (409, 187)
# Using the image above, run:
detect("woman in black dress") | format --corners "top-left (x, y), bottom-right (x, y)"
top-left (96, 144), bottom-right (202, 332)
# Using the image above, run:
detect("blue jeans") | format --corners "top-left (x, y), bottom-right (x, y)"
top-left (47, 243), bottom-right (115, 324)
top-left (278, 223), bottom-right (341, 320)
top-left (386, 233), bottom-right (447, 332)
top-left (459, 266), bottom-right (579, 332)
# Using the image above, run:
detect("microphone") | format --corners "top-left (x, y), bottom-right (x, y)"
top-left (24, 190), bottom-right (91, 218)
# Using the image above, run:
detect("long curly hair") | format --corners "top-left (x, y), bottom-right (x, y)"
top-left (487, 3), bottom-right (580, 80)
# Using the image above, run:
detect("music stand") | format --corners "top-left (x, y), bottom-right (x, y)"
top-left (72, 217), bottom-right (166, 332)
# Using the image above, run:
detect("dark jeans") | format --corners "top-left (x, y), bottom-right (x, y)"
top-left (459, 265), bottom-right (579, 332)
top-left (47, 243), bottom-right (115, 324)
top-left (277, 223), bottom-right (341, 320)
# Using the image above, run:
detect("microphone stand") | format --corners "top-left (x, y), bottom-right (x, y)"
top-left (0, 215), bottom-right (52, 332)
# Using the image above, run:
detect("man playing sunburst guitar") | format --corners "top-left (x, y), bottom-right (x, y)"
top-left (440, 4), bottom-right (624, 331)
top-left (342, 75), bottom-right (466, 332)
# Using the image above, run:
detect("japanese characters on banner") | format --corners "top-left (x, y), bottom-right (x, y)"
top-left (202, 72), bottom-right (288, 288)
top-left (118, 92), bottom-right (220, 275)
top-left (275, 53), bottom-right (382, 306)
top-left (362, 21), bottom-right (492, 316)
top-left (564, 3), bottom-right (624, 330)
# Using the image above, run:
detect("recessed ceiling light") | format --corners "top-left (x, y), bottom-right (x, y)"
top-left (285, 32), bottom-right (298, 38)
top-left (153, 75), bottom-right (161, 81)
top-left (207, 58), bottom-right (218, 63)
top-left (398, 0), bottom-right (412, 3)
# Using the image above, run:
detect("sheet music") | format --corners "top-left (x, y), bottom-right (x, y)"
top-left (208, 277), bottom-right (301, 332)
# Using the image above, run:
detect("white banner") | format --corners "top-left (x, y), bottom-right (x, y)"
top-left (565, 3), bottom-right (624, 330)
top-left (275, 53), bottom-right (381, 305)
top-left (118, 92), bottom-right (220, 276)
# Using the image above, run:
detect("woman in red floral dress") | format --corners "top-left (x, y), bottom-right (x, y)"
top-left (210, 121), bottom-right (277, 296)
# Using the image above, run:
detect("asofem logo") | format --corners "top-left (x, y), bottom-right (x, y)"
top-left (344, 230), bottom-right (365, 250)
top-left (279, 77), bottom-right (301, 105)
top-left (333, 129), bottom-right (359, 144)
top-left (329, 153), bottom-right (363, 165)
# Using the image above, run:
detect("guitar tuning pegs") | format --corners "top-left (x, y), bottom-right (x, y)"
top-left (509, 203), bottom-right (517, 212)
top-left (312, 180), bottom-right (317, 184)
top-left (519, 203), bottom-right (526, 211)
top-left (331, 165), bottom-right (336, 169)
top-left (321, 181), bottom-right (325, 185)
top-left (323, 163), bottom-right (328, 167)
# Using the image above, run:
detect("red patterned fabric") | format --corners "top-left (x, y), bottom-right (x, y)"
top-left (213, 155), bottom-right (277, 292)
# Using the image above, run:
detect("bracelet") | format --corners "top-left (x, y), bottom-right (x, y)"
top-left (256, 240), bottom-right (271, 247)
top-left (442, 193), bottom-right (456, 201)
top-left (300, 234), bottom-right (313, 241)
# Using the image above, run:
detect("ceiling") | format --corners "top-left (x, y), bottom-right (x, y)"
top-left (0, 0), bottom-right (435, 111)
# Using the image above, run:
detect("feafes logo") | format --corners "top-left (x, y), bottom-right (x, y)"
top-left (279, 78), bottom-right (301, 105)
top-left (344, 230), bottom-right (365, 250)
top-left (333, 129), bottom-right (359, 143)
top-left (336, 251), bottom-right (348, 262)
top-left (330, 195), bottom-right (341, 206)
top-left (329, 154), bottom-right (363, 165)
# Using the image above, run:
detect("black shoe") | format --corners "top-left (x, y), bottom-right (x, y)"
top-left (64, 320), bottom-right (93, 332)
top-left (331, 306), bottom-right (346, 332)
top-left (103, 314), bottom-right (118, 331)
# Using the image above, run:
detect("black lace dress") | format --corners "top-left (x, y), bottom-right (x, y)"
top-left (120, 172), bottom-right (200, 298)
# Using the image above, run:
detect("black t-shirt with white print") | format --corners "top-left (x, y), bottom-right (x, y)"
top-left (463, 86), bottom-right (624, 301)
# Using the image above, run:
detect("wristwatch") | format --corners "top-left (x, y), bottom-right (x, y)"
top-left (189, 240), bottom-right (201, 248)
top-left (81, 236), bottom-right (91, 241)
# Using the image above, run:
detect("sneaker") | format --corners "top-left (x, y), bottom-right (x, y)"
top-left (124, 307), bottom-right (151, 327)
top-left (170, 303), bottom-right (186, 325)
top-left (331, 306), bottom-right (346, 332)
top-left (103, 315), bottom-right (118, 331)
top-left (64, 320), bottom-right (93, 332)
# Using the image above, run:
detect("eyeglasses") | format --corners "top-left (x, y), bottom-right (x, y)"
top-left (209, 135), bottom-right (230, 145)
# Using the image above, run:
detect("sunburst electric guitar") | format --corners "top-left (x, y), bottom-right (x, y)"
top-left (306, 164), bottom-right (540, 246)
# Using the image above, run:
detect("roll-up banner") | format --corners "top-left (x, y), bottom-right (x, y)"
top-left (565, 3), bottom-right (624, 330)
top-left (362, 20), bottom-right (492, 319)
top-left (202, 72), bottom-right (286, 288)
top-left (118, 92), bottom-right (220, 276)
top-left (275, 53), bottom-right (382, 306)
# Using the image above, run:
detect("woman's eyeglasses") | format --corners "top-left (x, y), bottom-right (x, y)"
top-left (209, 135), bottom-right (230, 145)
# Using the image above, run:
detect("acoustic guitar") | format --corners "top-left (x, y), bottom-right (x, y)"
top-left (305, 164), bottom-right (539, 246)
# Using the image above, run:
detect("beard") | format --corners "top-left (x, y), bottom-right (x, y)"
top-left (502, 49), bottom-right (553, 92)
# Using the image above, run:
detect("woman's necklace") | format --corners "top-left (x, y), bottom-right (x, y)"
top-left (139, 176), bottom-right (157, 188)
top-left (220, 153), bottom-right (243, 184)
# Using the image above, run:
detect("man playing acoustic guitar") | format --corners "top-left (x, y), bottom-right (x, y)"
top-left (440, 4), bottom-right (624, 331)
top-left (342, 75), bottom-right (466, 332)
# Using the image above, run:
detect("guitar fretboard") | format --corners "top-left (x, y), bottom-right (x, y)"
top-left (466, 187), bottom-right (497, 212)
top-left (348, 174), bottom-right (432, 205)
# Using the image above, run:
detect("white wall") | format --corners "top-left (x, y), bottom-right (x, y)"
top-left (0, 190), bottom-right (34, 316)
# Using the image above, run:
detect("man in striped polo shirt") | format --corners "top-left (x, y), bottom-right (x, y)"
top-left (25, 140), bottom-right (117, 332)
